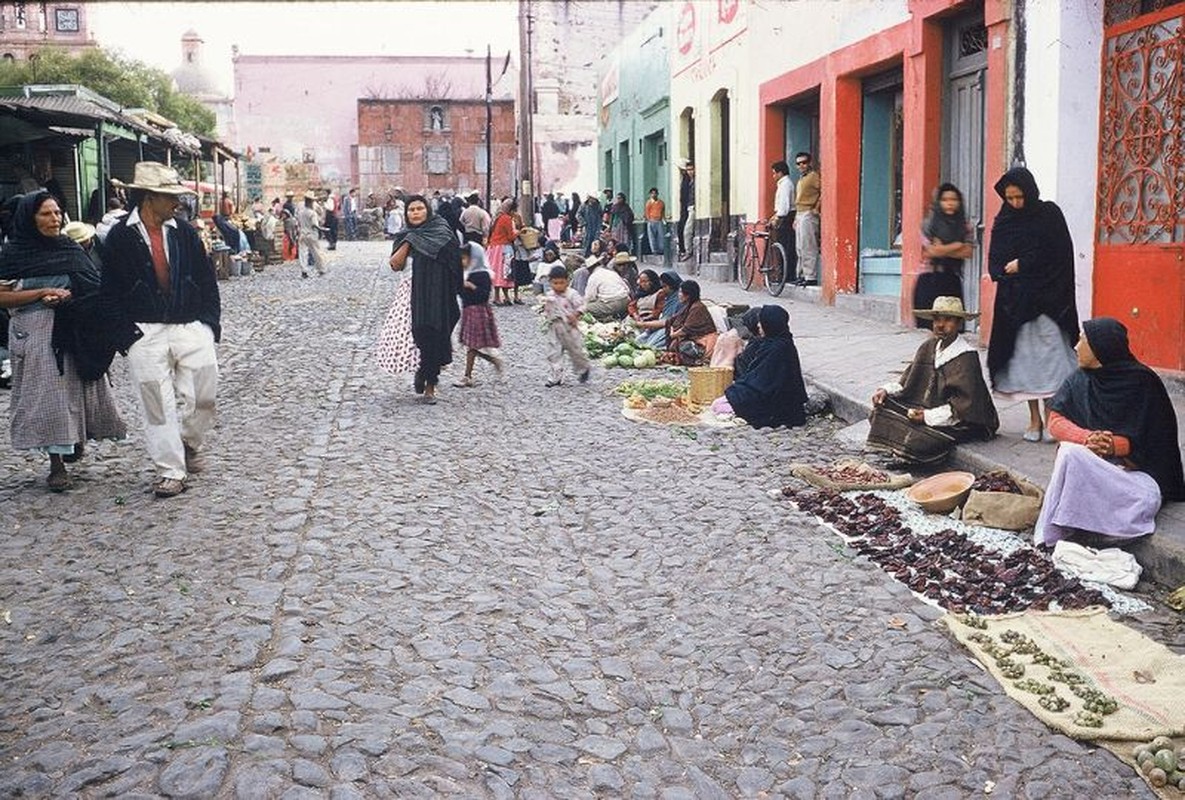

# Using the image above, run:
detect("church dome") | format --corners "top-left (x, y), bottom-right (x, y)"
top-left (172, 29), bottom-right (219, 97)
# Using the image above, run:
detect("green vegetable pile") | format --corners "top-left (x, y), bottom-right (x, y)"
top-left (613, 379), bottom-right (687, 400)
top-left (1132, 737), bottom-right (1185, 790)
top-left (589, 339), bottom-right (661, 370)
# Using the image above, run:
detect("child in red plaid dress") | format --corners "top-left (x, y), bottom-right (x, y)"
top-left (454, 242), bottom-right (504, 387)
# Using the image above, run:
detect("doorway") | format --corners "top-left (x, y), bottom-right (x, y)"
top-left (709, 89), bottom-right (731, 251)
top-left (858, 69), bottom-right (904, 296)
top-left (943, 12), bottom-right (988, 324)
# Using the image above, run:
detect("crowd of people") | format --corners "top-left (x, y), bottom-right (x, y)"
top-left (0, 159), bottom-right (1181, 553)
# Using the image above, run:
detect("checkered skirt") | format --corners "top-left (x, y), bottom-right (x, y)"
top-left (8, 305), bottom-right (126, 449)
top-left (459, 304), bottom-right (502, 351)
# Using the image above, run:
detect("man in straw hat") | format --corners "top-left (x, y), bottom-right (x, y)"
top-left (103, 161), bottom-right (221, 498)
top-left (867, 296), bottom-right (998, 462)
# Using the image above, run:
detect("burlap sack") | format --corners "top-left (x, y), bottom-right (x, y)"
top-left (945, 608), bottom-right (1185, 741)
top-left (962, 471), bottom-right (1045, 530)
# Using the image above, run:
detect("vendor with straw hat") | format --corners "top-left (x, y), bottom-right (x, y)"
top-left (868, 296), bottom-right (998, 462)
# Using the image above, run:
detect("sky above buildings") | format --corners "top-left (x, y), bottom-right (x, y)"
top-left (87, 1), bottom-right (520, 94)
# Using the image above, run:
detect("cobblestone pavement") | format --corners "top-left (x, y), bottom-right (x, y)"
top-left (0, 241), bottom-right (1150, 798)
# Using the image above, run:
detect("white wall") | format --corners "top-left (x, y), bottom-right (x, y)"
top-left (1023, 0), bottom-right (1104, 319)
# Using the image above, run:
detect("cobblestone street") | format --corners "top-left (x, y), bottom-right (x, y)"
top-left (0, 241), bottom-right (1150, 798)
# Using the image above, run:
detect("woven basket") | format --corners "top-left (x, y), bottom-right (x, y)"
top-left (518, 227), bottom-right (541, 249)
top-left (688, 366), bottom-right (733, 405)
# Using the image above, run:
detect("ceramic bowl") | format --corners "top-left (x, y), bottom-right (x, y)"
top-left (906, 471), bottom-right (976, 514)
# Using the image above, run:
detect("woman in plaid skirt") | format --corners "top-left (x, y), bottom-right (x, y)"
top-left (454, 242), bottom-right (503, 388)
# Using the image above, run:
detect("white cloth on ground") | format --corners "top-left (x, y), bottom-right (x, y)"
top-left (1051, 540), bottom-right (1142, 590)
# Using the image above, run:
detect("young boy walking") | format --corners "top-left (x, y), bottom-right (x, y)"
top-left (542, 264), bottom-right (590, 387)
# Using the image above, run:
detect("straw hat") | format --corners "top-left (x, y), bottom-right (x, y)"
top-left (914, 296), bottom-right (980, 320)
top-left (111, 162), bottom-right (193, 196)
top-left (62, 221), bottom-right (95, 244)
top-left (677, 158), bottom-right (692, 170)
top-left (303, 191), bottom-right (316, 201)
top-left (583, 254), bottom-right (602, 268)
top-left (612, 251), bottom-right (636, 265)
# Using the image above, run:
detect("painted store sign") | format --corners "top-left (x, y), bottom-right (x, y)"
top-left (673, 0), bottom-right (748, 79)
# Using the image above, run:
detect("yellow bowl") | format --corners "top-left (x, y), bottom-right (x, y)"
top-left (907, 471), bottom-right (976, 514)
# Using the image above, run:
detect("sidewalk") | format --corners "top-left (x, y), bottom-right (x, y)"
top-left (693, 274), bottom-right (1185, 589)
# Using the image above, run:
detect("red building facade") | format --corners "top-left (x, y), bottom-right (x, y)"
top-left (355, 99), bottom-right (517, 202)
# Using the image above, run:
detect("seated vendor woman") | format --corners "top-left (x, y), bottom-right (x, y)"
top-left (868, 296), bottom-right (999, 460)
top-left (1034, 317), bottom-right (1184, 546)
top-left (713, 305), bottom-right (808, 429)
top-left (665, 280), bottom-right (717, 365)
top-left (633, 271), bottom-right (682, 348)
top-left (628, 269), bottom-right (664, 322)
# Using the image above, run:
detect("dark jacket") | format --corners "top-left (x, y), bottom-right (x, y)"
top-left (102, 210), bottom-right (222, 342)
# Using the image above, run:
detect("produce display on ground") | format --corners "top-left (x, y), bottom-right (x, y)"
top-left (582, 320), bottom-right (666, 370)
top-left (1129, 737), bottom-right (1185, 793)
top-left (781, 487), bottom-right (1119, 615)
top-left (971, 471), bottom-right (1025, 494)
top-left (788, 457), bottom-right (916, 492)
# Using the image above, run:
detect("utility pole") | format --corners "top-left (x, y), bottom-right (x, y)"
top-left (517, 0), bottom-right (534, 221)
top-left (485, 44), bottom-right (493, 207)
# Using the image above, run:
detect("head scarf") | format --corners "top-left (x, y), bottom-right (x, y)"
top-left (394, 194), bottom-right (456, 259)
top-left (758, 304), bottom-right (790, 337)
top-left (738, 306), bottom-right (762, 339)
top-left (462, 241), bottom-right (489, 275)
top-left (1049, 318), bottom-right (1185, 501)
top-left (924, 183), bottom-right (968, 270)
top-left (0, 192), bottom-right (98, 290)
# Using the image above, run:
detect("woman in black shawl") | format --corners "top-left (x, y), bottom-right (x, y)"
top-left (914, 183), bottom-right (973, 329)
top-left (0, 192), bottom-right (126, 490)
top-left (986, 167), bottom-right (1079, 442)
top-left (719, 305), bottom-right (808, 429)
top-left (1035, 318), bottom-right (1184, 545)
top-left (389, 195), bottom-right (462, 403)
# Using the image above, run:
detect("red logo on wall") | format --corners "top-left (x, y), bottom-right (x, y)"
top-left (718, 0), bottom-right (738, 24)
top-left (677, 2), bottom-right (696, 56)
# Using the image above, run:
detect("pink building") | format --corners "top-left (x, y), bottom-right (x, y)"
top-left (232, 54), bottom-right (517, 186)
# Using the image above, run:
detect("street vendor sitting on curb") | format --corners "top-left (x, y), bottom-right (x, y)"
top-left (1035, 317), bottom-right (1185, 547)
top-left (712, 305), bottom-right (808, 429)
top-left (583, 252), bottom-right (631, 321)
top-left (868, 296), bottom-right (999, 460)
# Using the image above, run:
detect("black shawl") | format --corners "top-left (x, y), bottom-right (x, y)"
top-left (725, 306), bottom-right (808, 429)
top-left (986, 167), bottom-right (1079, 379)
top-left (392, 204), bottom-right (462, 343)
top-left (923, 183), bottom-right (968, 272)
top-left (0, 192), bottom-right (127, 381)
top-left (1049, 318), bottom-right (1185, 501)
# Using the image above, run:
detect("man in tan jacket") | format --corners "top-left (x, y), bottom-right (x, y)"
top-left (793, 152), bottom-right (821, 285)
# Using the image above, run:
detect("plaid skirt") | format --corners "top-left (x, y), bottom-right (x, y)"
top-left (459, 304), bottom-right (502, 350)
top-left (8, 305), bottom-right (126, 450)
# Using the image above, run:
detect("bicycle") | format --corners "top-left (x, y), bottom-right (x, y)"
top-left (732, 219), bottom-right (788, 296)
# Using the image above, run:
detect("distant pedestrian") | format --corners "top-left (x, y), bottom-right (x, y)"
top-left (388, 195), bottom-right (462, 403)
top-left (644, 187), bottom-right (666, 255)
top-left (541, 193), bottom-right (561, 242)
top-left (563, 191), bottom-right (581, 245)
top-left (488, 199), bottom-right (519, 306)
top-left (324, 191), bottom-right (339, 250)
top-left (542, 264), bottom-right (590, 387)
top-left (454, 242), bottom-right (504, 388)
top-left (386, 200), bottom-right (405, 238)
top-left (104, 162), bottom-right (221, 499)
top-left (677, 160), bottom-right (695, 260)
top-left (280, 209), bottom-right (299, 261)
top-left (769, 160), bottom-right (796, 267)
top-left (608, 193), bottom-right (635, 250)
top-left (297, 192), bottom-right (327, 277)
top-left (914, 183), bottom-right (974, 328)
top-left (460, 193), bottom-right (491, 244)
top-left (580, 193), bottom-right (602, 256)
top-left (793, 152), bottom-right (821, 285)
top-left (342, 188), bottom-right (359, 240)
top-left (0, 192), bottom-right (128, 492)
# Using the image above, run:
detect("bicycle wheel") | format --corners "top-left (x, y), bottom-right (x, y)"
top-left (738, 240), bottom-right (756, 290)
top-left (765, 243), bottom-right (788, 297)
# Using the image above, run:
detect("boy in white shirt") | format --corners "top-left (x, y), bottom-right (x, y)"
top-left (542, 265), bottom-right (591, 387)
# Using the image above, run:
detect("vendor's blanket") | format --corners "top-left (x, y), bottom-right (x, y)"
top-left (788, 458), bottom-right (915, 492)
top-left (945, 608), bottom-right (1185, 741)
top-left (621, 404), bottom-right (741, 429)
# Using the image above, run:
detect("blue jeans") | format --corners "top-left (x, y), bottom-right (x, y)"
top-left (646, 220), bottom-right (664, 255)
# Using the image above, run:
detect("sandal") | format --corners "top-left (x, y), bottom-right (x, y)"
top-left (153, 477), bottom-right (187, 498)
top-left (1022, 427), bottom-right (1043, 443)
top-left (47, 470), bottom-right (72, 493)
top-left (453, 376), bottom-right (475, 388)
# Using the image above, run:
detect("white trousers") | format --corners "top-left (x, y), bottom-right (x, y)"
top-left (794, 211), bottom-right (820, 280)
top-left (126, 321), bottom-right (219, 480)
top-left (546, 324), bottom-right (590, 382)
top-left (299, 235), bottom-right (326, 274)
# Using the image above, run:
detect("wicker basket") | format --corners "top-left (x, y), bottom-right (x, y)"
top-left (518, 227), bottom-right (541, 249)
top-left (688, 366), bottom-right (733, 405)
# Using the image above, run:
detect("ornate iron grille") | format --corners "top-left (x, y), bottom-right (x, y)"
top-left (958, 24), bottom-right (988, 58)
top-left (1097, 11), bottom-right (1185, 244)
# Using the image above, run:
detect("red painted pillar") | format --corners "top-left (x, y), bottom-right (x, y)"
top-left (759, 103), bottom-right (783, 222)
top-left (900, 19), bottom-right (945, 322)
top-left (822, 75), bottom-right (862, 301)
top-left (977, 1), bottom-right (1013, 347)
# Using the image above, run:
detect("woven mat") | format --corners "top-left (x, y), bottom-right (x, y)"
top-left (621, 404), bottom-right (742, 428)
top-left (945, 608), bottom-right (1185, 741)
top-left (788, 458), bottom-right (915, 491)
